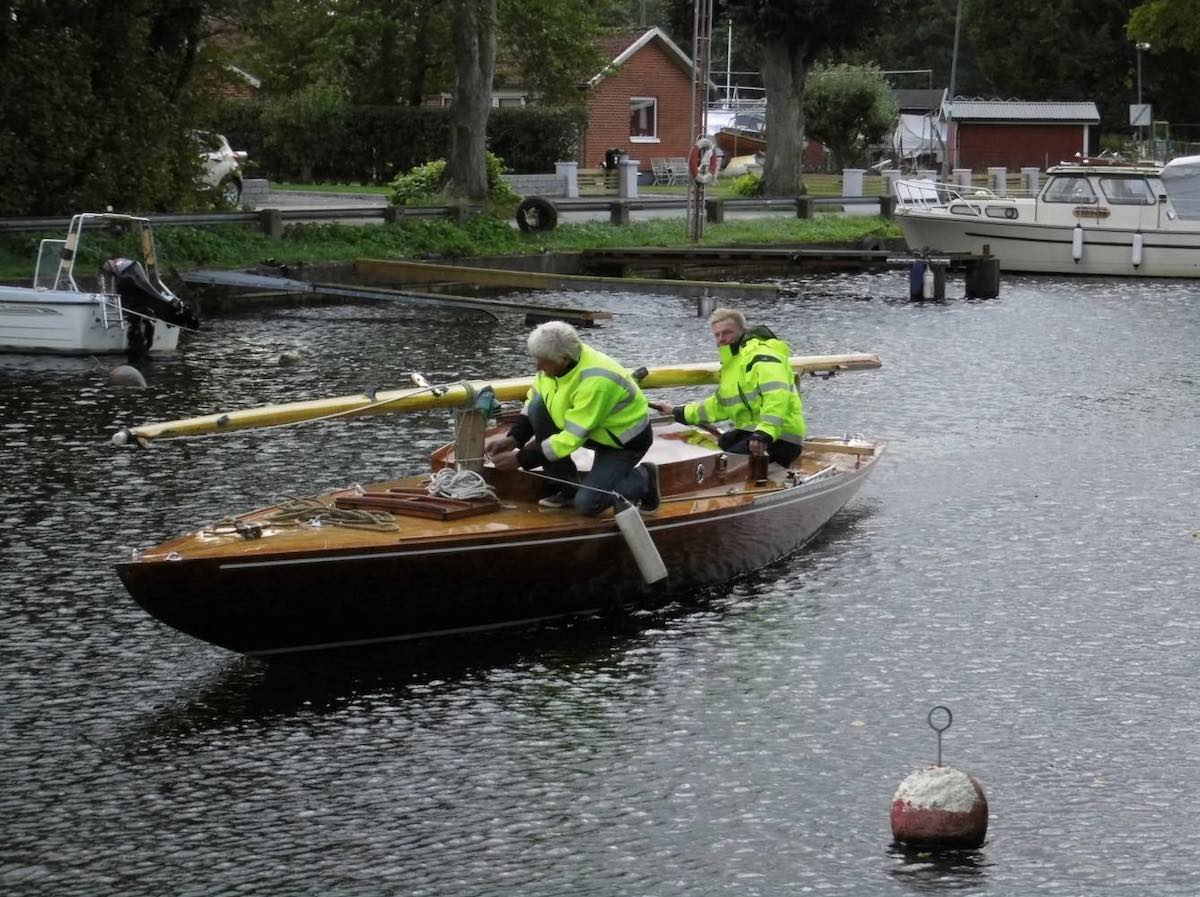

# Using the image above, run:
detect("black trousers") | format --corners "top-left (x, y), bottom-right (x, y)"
top-left (718, 428), bottom-right (802, 468)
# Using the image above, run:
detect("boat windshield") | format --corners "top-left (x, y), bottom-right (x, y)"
top-left (1099, 177), bottom-right (1156, 205)
top-left (34, 240), bottom-right (67, 290)
top-left (1043, 176), bottom-right (1097, 204)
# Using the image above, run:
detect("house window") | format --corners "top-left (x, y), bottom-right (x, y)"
top-left (629, 97), bottom-right (658, 141)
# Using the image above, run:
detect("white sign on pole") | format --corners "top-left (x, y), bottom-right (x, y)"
top-left (1130, 104), bottom-right (1152, 127)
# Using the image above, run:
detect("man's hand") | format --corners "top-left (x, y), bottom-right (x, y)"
top-left (484, 433), bottom-right (517, 456)
top-left (489, 449), bottom-right (520, 471)
top-left (649, 401), bottom-right (674, 415)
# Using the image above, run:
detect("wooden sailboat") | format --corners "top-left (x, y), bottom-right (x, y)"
top-left (114, 354), bottom-right (885, 656)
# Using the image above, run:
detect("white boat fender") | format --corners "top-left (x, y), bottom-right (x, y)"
top-left (1072, 224), bottom-right (1084, 262)
top-left (922, 264), bottom-right (936, 299)
top-left (1132, 232), bottom-right (1144, 269)
top-left (614, 501), bottom-right (668, 583)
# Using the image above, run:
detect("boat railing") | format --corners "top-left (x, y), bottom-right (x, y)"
top-left (895, 179), bottom-right (1023, 216)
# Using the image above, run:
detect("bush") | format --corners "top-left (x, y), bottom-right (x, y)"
top-left (730, 172), bottom-right (765, 196)
top-left (389, 152), bottom-right (520, 214)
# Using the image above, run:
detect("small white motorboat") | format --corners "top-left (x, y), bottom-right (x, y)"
top-left (894, 156), bottom-right (1200, 278)
top-left (0, 213), bottom-right (199, 355)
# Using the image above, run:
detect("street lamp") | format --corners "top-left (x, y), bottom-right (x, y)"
top-left (1136, 41), bottom-right (1151, 154)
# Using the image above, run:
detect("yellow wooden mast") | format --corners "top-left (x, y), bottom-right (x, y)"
top-left (112, 354), bottom-right (881, 445)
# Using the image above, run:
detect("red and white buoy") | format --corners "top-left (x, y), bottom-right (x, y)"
top-left (891, 764), bottom-right (988, 849)
top-left (890, 706), bottom-right (988, 849)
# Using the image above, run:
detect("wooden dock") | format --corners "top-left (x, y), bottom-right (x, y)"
top-left (352, 258), bottom-right (778, 300)
top-left (579, 246), bottom-right (981, 275)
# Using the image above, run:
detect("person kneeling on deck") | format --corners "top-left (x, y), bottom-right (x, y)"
top-left (484, 321), bottom-right (660, 515)
top-left (650, 307), bottom-right (805, 470)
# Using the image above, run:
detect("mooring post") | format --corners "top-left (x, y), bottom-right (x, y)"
top-left (796, 197), bottom-right (815, 219)
top-left (454, 409), bottom-right (487, 473)
top-left (964, 244), bottom-right (1001, 299)
top-left (878, 195), bottom-right (896, 219)
top-left (383, 205), bottom-right (404, 225)
top-left (697, 294), bottom-right (716, 317)
top-left (705, 198), bottom-right (725, 224)
top-left (609, 201), bottom-right (631, 226)
top-left (258, 208), bottom-right (283, 241)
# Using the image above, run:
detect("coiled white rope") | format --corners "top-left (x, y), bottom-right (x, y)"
top-left (427, 467), bottom-right (498, 501)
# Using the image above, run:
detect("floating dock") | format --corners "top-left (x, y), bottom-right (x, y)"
top-left (352, 258), bottom-right (779, 300)
top-left (181, 270), bottom-right (611, 325)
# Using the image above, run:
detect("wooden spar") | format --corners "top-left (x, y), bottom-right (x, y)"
top-left (111, 353), bottom-right (881, 445)
top-left (353, 258), bottom-right (780, 300)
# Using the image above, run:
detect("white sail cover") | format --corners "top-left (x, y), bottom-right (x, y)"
top-left (892, 114), bottom-right (944, 161)
top-left (1161, 155), bottom-right (1200, 219)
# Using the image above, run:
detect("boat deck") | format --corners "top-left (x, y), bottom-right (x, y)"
top-left (133, 427), bottom-right (881, 563)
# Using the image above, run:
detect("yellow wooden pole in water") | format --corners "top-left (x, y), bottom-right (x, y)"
top-left (111, 354), bottom-right (881, 445)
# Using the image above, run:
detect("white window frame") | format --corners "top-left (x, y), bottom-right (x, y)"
top-left (629, 96), bottom-right (659, 143)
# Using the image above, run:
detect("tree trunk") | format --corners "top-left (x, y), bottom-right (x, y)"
top-left (447, 0), bottom-right (495, 201)
top-left (759, 36), bottom-right (809, 196)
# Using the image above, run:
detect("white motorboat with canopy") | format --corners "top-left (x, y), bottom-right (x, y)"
top-left (894, 157), bottom-right (1200, 277)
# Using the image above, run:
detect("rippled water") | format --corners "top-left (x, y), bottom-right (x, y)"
top-left (2, 272), bottom-right (1196, 896)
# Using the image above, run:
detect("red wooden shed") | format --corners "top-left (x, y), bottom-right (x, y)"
top-left (943, 99), bottom-right (1101, 171)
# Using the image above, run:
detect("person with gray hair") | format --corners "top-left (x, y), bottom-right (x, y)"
top-left (650, 306), bottom-right (805, 471)
top-left (484, 321), bottom-right (660, 515)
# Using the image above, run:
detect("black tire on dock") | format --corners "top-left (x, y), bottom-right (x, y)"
top-left (516, 196), bottom-right (558, 233)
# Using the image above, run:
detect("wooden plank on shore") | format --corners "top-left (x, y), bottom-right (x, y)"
top-left (353, 258), bottom-right (778, 299)
top-left (181, 269), bottom-right (609, 324)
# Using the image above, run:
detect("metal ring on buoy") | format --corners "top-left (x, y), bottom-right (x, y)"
top-left (689, 137), bottom-right (719, 186)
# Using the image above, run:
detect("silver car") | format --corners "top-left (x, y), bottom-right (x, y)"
top-left (196, 131), bottom-right (248, 205)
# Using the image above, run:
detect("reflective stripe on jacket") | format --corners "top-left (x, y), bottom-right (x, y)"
top-left (683, 330), bottom-right (806, 444)
top-left (523, 343), bottom-right (650, 461)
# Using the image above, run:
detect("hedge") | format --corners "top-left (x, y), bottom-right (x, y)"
top-left (206, 101), bottom-right (586, 183)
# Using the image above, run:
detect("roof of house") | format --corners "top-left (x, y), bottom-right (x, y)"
top-left (588, 27), bottom-right (694, 87)
top-left (944, 99), bottom-right (1100, 123)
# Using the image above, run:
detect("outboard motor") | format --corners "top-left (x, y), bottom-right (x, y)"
top-left (102, 258), bottom-right (201, 331)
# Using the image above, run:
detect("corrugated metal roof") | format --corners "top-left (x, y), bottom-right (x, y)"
top-left (945, 99), bottom-right (1100, 122)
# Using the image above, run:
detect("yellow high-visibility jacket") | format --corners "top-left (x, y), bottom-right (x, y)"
top-left (683, 328), bottom-right (805, 444)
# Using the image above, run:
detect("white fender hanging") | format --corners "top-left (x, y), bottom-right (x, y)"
top-left (922, 264), bottom-right (936, 299)
top-left (614, 503), bottom-right (668, 583)
top-left (1132, 232), bottom-right (1144, 269)
top-left (1072, 224), bottom-right (1084, 262)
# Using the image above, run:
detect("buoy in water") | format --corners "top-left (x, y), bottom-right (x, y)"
top-left (891, 765), bottom-right (988, 849)
top-left (890, 705), bottom-right (988, 849)
top-left (108, 365), bottom-right (147, 388)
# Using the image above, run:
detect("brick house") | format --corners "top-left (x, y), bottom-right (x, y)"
top-left (943, 99), bottom-right (1101, 171)
top-left (583, 28), bottom-right (696, 172)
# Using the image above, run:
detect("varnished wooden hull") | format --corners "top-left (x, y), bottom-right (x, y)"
top-left (117, 434), bottom-right (882, 656)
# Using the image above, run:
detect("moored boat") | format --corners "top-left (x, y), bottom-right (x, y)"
top-left (0, 213), bottom-right (199, 355)
top-left (114, 355), bottom-right (884, 657)
top-left (894, 156), bottom-right (1200, 278)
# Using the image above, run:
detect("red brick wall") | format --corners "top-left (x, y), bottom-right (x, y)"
top-left (584, 42), bottom-right (695, 171)
top-left (956, 123), bottom-right (1090, 171)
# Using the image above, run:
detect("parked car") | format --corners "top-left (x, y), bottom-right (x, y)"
top-left (195, 131), bottom-right (248, 205)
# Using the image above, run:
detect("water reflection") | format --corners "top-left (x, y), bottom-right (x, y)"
top-left (2, 272), bottom-right (1197, 897)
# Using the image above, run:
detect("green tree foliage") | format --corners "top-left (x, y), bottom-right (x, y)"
top-left (803, 65), bottom-right (898, 170)
top-left (720, 0), bottom-right (883, 195)
top-left (0, 0), bottom-right (216, 215)
top-left (1128, 0), bottom-right (1200, 52)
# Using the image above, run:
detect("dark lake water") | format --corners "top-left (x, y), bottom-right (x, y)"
top-left (1, 271), bottom-right (1197, 896)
